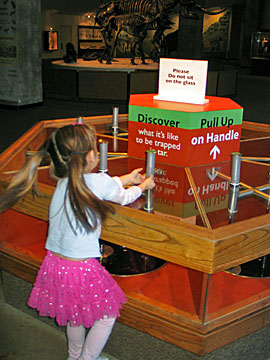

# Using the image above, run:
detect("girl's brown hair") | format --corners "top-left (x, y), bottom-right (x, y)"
top-left (0, 124), bottom-right (114, 232)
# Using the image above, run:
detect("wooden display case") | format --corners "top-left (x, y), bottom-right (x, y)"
top-left (0, 115), bottom-right (269, 355)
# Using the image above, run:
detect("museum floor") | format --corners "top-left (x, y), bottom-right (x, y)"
top-left (0, 71), bottom-right (270, 360)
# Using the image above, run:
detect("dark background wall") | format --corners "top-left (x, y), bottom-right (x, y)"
top-left (41, 0), bottom-right (270, 67)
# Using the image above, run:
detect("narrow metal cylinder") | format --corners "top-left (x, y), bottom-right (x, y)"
top-left (144, 150), bottom-right (156, 213)
top-left (228, 186), bottom-right (239, 222)
top-left (77, 116), bottom-right (84, 124)
top-left (228, 152), bottom-right (242, 222)
top-left (145, 149), bottom-right (156, 178)
top-left (112, 107), bottom-right (119, 131)
top-left (231, 152), bottom-right (242, 186)
top-left (113, 135), bottom-right (118, 153)
top-left (98, 140), bottom-right (108, 173)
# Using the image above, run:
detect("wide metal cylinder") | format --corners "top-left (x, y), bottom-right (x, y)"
top-left (144, 150), bottom-right (156, 212)
top-left (231, 152), bottom-right (242, 186)
top-left (228, 152), bottom-right (242, 222)
top-left (98, 140), bottom-right (108, 173)
top-left (112, 107), bottom-right (119, 131)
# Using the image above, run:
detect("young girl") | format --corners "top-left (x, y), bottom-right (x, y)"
top-left (0, 123), bottom-right (155, 360)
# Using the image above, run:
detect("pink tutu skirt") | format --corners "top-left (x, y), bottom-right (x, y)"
top-left (28, 251), bottom-right (126, 327)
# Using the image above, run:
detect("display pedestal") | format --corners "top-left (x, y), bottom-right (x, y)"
top-left (45, 59), bottom-right (159, 102)
top-left (42, 60), bottom-right (238, 102)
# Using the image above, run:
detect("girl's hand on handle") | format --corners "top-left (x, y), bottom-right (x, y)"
top-left (138, 175), bottom-right (155, 192)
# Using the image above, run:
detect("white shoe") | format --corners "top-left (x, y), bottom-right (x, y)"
top-left (97, 356), bottom-right (109, 360)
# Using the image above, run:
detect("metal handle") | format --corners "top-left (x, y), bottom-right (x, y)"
top-left (228, 152), bottom-right (242, 223)
top-left (230, 152), bottom-right (241, 186)
top-left (98, 140), bottom-right (108, 173)
top-left (112, 107), bottom-right (119, 133)
top-left (77, 116), bottom-right (84, 124)
top-left (144, 150), bottom-right (156, 213)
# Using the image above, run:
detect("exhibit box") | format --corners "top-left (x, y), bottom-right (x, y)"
top-left (128, 93), bottom-right (243, 166)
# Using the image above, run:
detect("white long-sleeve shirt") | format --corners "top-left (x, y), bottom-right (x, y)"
top-left (45, 173), bottom-right (142, 258)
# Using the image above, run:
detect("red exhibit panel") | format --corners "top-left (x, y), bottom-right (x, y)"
top-left (128, 122), bottom-right (242, 167)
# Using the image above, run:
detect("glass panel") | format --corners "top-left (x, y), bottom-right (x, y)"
top-left (35, 133), bottom-right (269, 231)
top-left (202, 268), bottom-right (270, 323)
top-left (104, 154), bottom-right (269, 229)
top-left (107, 256), bottom-right (210, 323)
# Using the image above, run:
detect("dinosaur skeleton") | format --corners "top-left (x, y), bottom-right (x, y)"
top-left (95, 0), bottom-right (226, 64)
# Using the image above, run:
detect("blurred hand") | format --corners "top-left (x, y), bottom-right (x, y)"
top-left (129, 168), bottom-right (145, 184)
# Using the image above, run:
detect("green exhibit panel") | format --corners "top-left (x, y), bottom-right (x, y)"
top-left (128, 94), bottom-right (243, 166)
